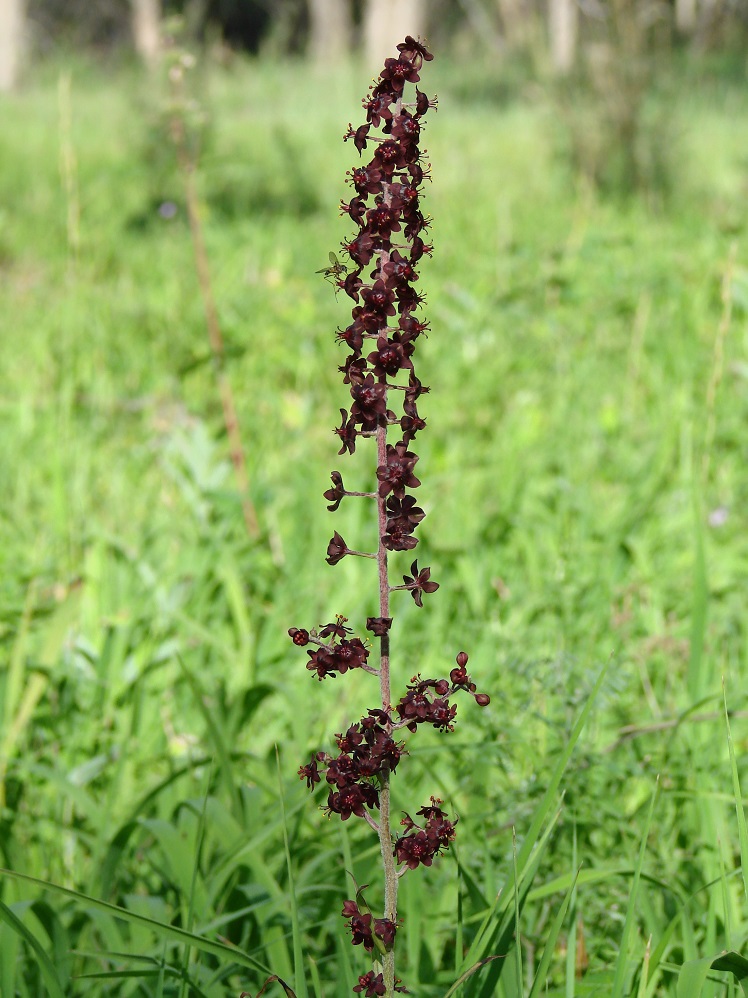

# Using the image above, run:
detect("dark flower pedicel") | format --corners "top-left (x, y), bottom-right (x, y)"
top-left (288, 37), bottom-right (489, 996)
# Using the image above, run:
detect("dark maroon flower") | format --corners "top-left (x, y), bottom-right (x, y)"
top-left (366, 202), bottom-right (402, 238)
top-left (418, 798), bottom-right (447, 822)
top-left (324, 470), bottom-right (346, 511)
top-left (376, 441), bottom-right (421, 498)
top-left (408, 161), bottom-right (431, 184)
top-left (396, 284), bottom-right (427, 313)
top-left (382, 527), bottom-right (418, 552)
top-left (337, 322), bottom-right (364, 354)
top-left (389, 183), bottom-right (420, 214)
top-left (366, 616), bottom-right (392, 636)
top-left (344, 122), bottom-right (372, 153)
top-left (394, 829), bottom-right (436, 869)
top-left (319, 618), bottom-right (353, 639)
top-left (414, 88), bottom-right (437, 116)
top-left (345, 905), bottom-right (374, 949)
top-left (360, 279), bottom-right (397, 316)
top-left (391, 112), bottom-right (420, 145)
top-left (339, 355), bottom-right (367, 385)
top-left (397, 35), bottom-right (434, 64)
top-left (353, 972), bottom-right (386, 997)
top-left (406, 372), bottom-right (430, 398)
top-left (336, 724), bottom-right (364, 753)
top-left (350, 375), bottom-right (388, 429)
top-left (427, 698), bottom-right (457, 732)
top-left (449, 650), bottom-right (475, 690)
top-left (348, 164), bottom-right (382, 195)
top-left (386, 495), bottom-right (424, 530)
top-left (363, 86), bottom-right (394, 128)
top-left (368, 336), bottom-right (412, 379)
top-left (335, 409), bottom-right (358, 455)
top-left (341, 268), bottom-right (364, 299)
top-left (402, 560), bottom-right (439, 607)
top-left (382, 249), bottom-right (419, 286)
top-left (374, 917), bottom-right (397, 948)
top-left (395, 688), bottom-right (432, 727)
top-left (400, 397), bottom-right (426, 441)
top-left (326, 531), bottom-right (349, 566)
top-left (373, 138), bottom-right (408, 176)
top-left (336, 637), bottom-right (370, 672)
top-left (326, 784), bottom-right (368, 820)
top-left (340, 197), bottom-right (367, 229)
top-left (326, 753), bottom-right (358, 787)
top-left (381, 55), bottom-right (421, 93)
top-left (306, 646), bottom-right (339, 680)
top-left (344, 230), bottom-right (377, 267)
top-left (298, 754), bottom-right (322, 788)
top-left (288, 627), bottom-right (309, 646)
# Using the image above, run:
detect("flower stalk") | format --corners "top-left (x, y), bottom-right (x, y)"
top-left (290, 38), bottom-right (489, 997)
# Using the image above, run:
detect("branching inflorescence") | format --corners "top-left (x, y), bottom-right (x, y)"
top-left (289, 37), bottom-right (489, 997)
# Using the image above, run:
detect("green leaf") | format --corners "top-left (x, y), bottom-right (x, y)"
top-left (677, 951), bottom-right (748, 997)
top-left (0, 868), bottom-right (271, 975)
top-left (0, 899), bottom-right (66, 998)
top-left (611, 778), bottom-right (659, 998)
top-left (442, 956), bottom-right (503, 998)
top-left (527, 869), bottom-right (578, 998)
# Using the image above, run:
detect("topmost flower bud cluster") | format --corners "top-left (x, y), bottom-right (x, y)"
top-left (333, 37), bottom-right (437, 564)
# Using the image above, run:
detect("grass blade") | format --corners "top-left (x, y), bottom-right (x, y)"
top-left (527, 868), bottom-right (579, 998)
top-left (276, 747), bottom-right (309, 998)
top-left (0, 899), bottom-right (66, 998)
top-left (610, 777), bottom-right (659, 998)
top-left (459, 658), bottom-right (610, 987)
top-left (0, 868), bottom-right (271, 975)
top-left (724, 682), bottom-right (748, 903)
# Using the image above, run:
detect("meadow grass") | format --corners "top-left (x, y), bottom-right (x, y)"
top-left (0, 51), bottom-right (747, 996)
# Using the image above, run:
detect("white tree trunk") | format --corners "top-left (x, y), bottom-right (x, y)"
top-left (363, 0), bottom-right (426, 71)
top-left (308, 0), bottom-right (352, 62)
top-left (0, 0), bottom-right (25, 93)
top-left (496, 0), bottom-right (526, 48)
top-left (549, 0), bottom-right (577, 73)
top-left (131, 0), bottom-right (162, 69)
top-left (675, 0), bottom-right (698, 32)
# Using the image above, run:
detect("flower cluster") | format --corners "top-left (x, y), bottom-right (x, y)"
top-left (328, 36), bottom-right (439, 581)
top-left (298, 710), bottom-right (404, 820)
top-left (353, 971), bottom-right (407, 996)
top-left (287, 38), bottom-right (490, 996)
top-left (342, 899), bottom-right (398, 951)
top-left (394, 798), bottom-right (457, 870)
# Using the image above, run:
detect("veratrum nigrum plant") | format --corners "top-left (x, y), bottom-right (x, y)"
top-left (288, 38), bottom-right (490, 998)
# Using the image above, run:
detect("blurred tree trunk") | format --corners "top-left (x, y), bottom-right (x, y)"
top-left (0, 0), bottom-right (25, 92)
top-left (549, 0), bottom-right (577, 73)
top-left (131, 0), bottom-right (162, 68)
top-left (675, 0), bottom-right (698, 32)
top-left (496, 0), bottom-right (527, 48)
top-left (308, 0), bottom-right (352, 61)
top-left (363, 0), bottom-right (426, 69)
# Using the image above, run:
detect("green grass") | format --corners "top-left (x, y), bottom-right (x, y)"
top-left (0, 50), bottom-right (747, 996)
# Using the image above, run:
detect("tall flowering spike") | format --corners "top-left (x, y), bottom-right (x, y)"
top-left (288, 40), bottom-right (490, 997)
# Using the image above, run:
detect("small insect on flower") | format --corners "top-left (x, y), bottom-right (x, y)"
top-left (316, 251), bottom-right (348, 294)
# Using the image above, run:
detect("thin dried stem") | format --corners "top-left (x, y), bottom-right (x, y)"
top-left (169, 65), bottom-right (260, 540)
